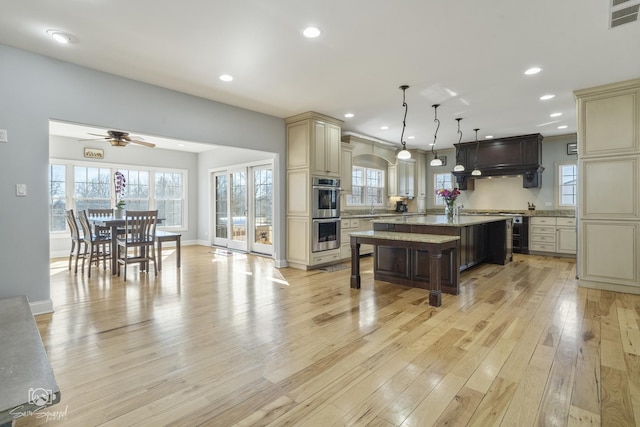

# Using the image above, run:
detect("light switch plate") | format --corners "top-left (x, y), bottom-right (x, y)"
top-left (0, 129), bottom-right (7, 143)
top-left (16, 184), bottom-right (27, 196)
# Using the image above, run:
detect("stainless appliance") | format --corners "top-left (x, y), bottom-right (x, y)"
top-left (312, 177), bottom-right (341, 219)
top-left (395, 201), bottom-right (408, 212)
top-left (512, 216), bottom-right (529, 254)
top-left (312, 218), bottom-right (341, 252)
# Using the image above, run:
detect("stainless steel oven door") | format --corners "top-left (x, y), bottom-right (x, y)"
top-left (312, 186), bottom-right (341, 218)
top-left (312, 218), bottom-right (341, 252)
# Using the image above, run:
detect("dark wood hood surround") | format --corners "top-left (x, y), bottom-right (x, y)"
top-left (452, 133), bottom-right (544, 190)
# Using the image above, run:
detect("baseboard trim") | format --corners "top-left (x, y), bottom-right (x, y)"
top-left (274, 259), bottom-right (288, 268)
top-left (30, 299), bottom-right (54, 315)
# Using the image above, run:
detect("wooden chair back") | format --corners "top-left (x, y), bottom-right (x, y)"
top-left (87, 209), bottom-right (113, 218)
top-left (65, 209), bottom-right (81, 240)
top-left (77, 210), bottom-right (94, 243)
top-left (124, 210), bottom-right (158, 243)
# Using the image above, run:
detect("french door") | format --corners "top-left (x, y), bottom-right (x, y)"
top-left (212, 163), bottom-right (273, 255)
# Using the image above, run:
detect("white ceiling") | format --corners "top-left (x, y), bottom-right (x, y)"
top-left (2, 1), bottom-right (640, 152)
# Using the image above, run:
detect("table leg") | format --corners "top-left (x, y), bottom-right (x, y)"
top-left (350, 241), bottom-right (361, 289)
top-left (111, 225), bottom-right (118, 275)
top-left (428, 251), bottom-right (443, 307)
top-left (176, 236), bottom-right (181, 268)
top-left (157, 239), bottom-right (163, 271)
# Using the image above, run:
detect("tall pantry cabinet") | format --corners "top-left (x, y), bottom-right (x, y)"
top-left (575, 78), bottom-right (640, 295)
top-left (285, 112), bottom-right (343, 269)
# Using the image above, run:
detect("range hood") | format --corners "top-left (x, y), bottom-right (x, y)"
top-left (451, 133), bottom-right (544, 190)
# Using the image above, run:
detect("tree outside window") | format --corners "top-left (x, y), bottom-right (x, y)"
top-left (49, 164), bottom-right (66, 232)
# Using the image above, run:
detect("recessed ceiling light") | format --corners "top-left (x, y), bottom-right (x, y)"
top-left (550, 112), bottom-right (563, 117)
top-left (46, 29), bottom-right (71, 44)
top-left (344, 113), bottom-right (354, 118)
top-left (558, 125), bottom-right (568, 129)
top-left (380, 126), bottom-right (389, 130)
top-left (485, 135), bottom-right (494, 139)
top-left (524, 67), bottom-right (542, 75)
top-left (540, 94), bottom-right (555, 100)
top-left (219, 74), bottom-right (233, 82)
top-left (408, 136), bottom-right (415, 139)
top-left (302, 27), bottom-right (321, 38)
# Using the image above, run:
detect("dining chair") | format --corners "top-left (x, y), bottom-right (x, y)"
top-left (117, 210), bottom-right (158, 281)
top-left (65, 209), bottom-right (86, 274)
top-left (78, 210), bottom-right (111, 277)
top-left (87, 208), bottom-right (114, 238)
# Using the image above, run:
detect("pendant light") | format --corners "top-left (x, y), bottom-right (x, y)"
top-left (471, 128), bottom-right (482, 176)
top-left (429, 104), bottom-right (442, 166)
top-left (453, 118), bottom-right (465, 172)
top-left (397, 85), bottom-right (412, 160)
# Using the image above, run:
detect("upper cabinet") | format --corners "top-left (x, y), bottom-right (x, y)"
top-left (452, 133), bottom-right (543, 189)
top-left (388, 159), bottom-right (415, 197)
top-left (340, 142), bottom-right (354, 194)
top-left (286, 112), bottom-right (343, 177)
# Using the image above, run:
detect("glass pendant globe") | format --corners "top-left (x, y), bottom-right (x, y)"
top-left (397, 148), bottom-right (411, 160)
top-left (453, 164), bottom-right (465, 172)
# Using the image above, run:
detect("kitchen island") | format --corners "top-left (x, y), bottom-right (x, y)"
top-left (369, 215), bottom-right (512, 295)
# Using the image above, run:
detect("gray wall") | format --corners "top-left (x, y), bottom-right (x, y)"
top-left (0, 44), bottom-right (285, 307)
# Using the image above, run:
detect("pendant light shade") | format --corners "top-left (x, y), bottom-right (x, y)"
top-left (453, 118), bottom-right (465, 172)
top-left (429, 104), bottom-right (442, 166)
top-left (397, 85), bottom-right (412, 160)
top-left (471, 128), bottom-right (482, 176)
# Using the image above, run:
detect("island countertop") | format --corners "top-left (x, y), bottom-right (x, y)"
top-left (371, 214), bottom-right (511, 227)
top-left (349, 230), bottom-right (461, 244)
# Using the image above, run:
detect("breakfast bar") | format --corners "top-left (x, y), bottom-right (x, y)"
top-left (350, 230), bottom-right (460, 307)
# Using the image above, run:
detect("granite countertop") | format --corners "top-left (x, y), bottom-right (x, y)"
top-left (350, 230), bottom-right (460, 244)
top-left (372, 214), bottom-right (511, 227)
top-left (342, 212), bottom-right (425, 218)
top-left (344, 209), bottom-right (575, 219)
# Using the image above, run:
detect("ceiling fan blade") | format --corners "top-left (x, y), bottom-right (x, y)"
top-left (78, 137), bottom-right (108, 141)
top-left (87, 132), bottom-right (110, 138)
top-left (129, 139), bottom-right (156, 148)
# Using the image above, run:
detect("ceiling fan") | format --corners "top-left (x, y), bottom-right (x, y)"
top-left (80, 130), bottom-right (156, 148)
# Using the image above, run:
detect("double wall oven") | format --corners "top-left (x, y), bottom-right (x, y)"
top-left (311, 177), bottom-right (341, 252)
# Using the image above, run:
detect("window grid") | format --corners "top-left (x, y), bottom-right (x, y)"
top-left (347, 166), bottom-right (385, 206)
top-left (49, 162), bottom-right (187, 232)
top-left (433, 173), bottom-right (454, 206)
top-left (559, 164), bottom-right (577, 206)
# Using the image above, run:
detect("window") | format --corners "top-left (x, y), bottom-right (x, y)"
top-left (49, 164), bottom-right (67, 232)
top-left (118, 169), bottom-right (150, 210)
top-left (558, 163), bottom-right (577, 207)
top-left (49, 161), bottom-right (188, 232)
top-left (433, 173), bottom-right (454, 206)
top-left (347, 166), bottom-right (385, 206)
top-left (74, 166), bottom-right (112, 212)
top-left (155, 171), bottom-right (184, 227)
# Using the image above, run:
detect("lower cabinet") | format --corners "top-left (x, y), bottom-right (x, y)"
top-left (340, 218), bottom-right (360, 259)
top-left (459, 224), bottom-right (488, 270)
top-left (529, 216), bottom-right (576, 255)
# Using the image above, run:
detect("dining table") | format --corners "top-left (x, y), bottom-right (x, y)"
top-left (88, 216), bottom-right (163, 275)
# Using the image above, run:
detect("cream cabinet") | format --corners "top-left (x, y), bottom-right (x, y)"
top-left (285, 112), bottom-right (344, 269)
top-left (358, 217), bottom-right (376, 255)
top-left (556, 217), bottom-right (577, 254)
top-left (388, 160), bottom-right (415, 197)
top-left (415, 151), bottom-right (427, 211)
top-left (529, 217), bottom-right (557, 253)
top-left (340, 142), bottom-right (354, 194)
top-left (286, 112), bottom-right (342, 178)
top-left (529, 216), bottom-right (576, 255)
top-left (575, 78), bottom-right (640, 294)
top-left (340, 218), bottom-right (360, 259)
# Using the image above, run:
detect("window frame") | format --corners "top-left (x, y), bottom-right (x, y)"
top-left (49, 158), bottom-right (188, 234)
top-left (346, 165), bottom-right (386, 207)
top-left (556, 161), bottom-right (577, 208)
top-left (433, 172), bottom-right (454, 206)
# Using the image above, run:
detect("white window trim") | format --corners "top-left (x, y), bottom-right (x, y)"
top-left (49, 158), bottom-right (188, 234)
top-left (433, 172), bottom-right (454, 206)
top-left (555, 161), bottom-right (577, 209)
top-left (347, 165), bottom-right (386, 207)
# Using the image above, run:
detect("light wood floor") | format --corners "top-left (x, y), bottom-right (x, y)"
top-left (17, 246), bottom-right (640, 426)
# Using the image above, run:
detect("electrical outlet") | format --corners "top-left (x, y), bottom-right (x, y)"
top-left (544, 201), bottom-right (552, 207)
top-left (16, 184), bottom-right (27, 196)
top-left (0, 129), bottom-right (7, 143)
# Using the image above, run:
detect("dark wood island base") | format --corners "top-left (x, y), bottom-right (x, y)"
top-left (350, 231), bottom-right (460, 307)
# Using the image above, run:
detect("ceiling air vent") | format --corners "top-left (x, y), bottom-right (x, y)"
top-left (610, 0), bottom-right (640, 28)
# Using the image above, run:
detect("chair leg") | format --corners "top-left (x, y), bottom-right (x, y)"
top-left (87, 244), bottom-right (94, 278)
top-left (69, 240), bottom-right (75, 271)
